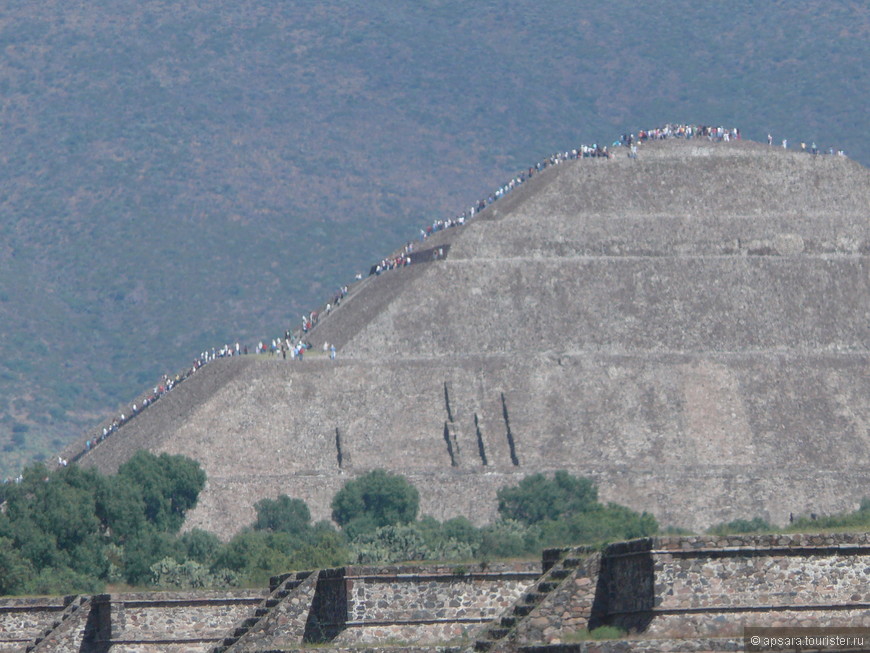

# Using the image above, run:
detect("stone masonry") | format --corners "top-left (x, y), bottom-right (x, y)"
top-left (9, 534), bottom-right (870, 651)
top-left (305, 562), bottom-right (541, 645)
top-left (597, 533), bottom-right (870, 638)
top-left (0, 596), bottom-right (67, 652)
top-left (74, 139), bottom-right (870, 540)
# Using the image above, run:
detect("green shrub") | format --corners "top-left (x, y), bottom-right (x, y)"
top-left (706, 517), bottom-right (771, 535)
top-left (497, 471), bottom-right (597, 525)
top-left (789, 500), bottom-right (870, 531)
top-left (150, 556), bottom-right (239, 589)
top-left (331, 470), bottom-right (419, 535)
top-left (253, 495), bottom-right (311, 534)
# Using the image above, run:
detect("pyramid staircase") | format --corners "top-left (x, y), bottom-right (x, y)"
top-left (24, 595), bottom-right (89, 652)
top-left (211, 570), bottom-right (315, 653)
top-left (473, 549), bottom-right (587, 652)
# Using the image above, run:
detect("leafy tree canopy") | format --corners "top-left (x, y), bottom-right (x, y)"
top-left (331, 469), bottom-right (419, 535)
top-left (0, 451), bottom-right (207, 593)
top-left (497, 471), bottom-right (598, 525)
top-left (117, 451), bottom-right (207, 533)
top-left (253, 495), bottom-right (311, 534)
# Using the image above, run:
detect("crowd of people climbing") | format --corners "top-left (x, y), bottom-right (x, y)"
top-left (769, 133), bottom-right (846, 157)
top-left (29, 122), bottom-right (848, 475)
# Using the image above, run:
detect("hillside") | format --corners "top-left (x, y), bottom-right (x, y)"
top-left (1, 1), bottom-right (869, 475)
top-left (77, 138), bottom-right (870, 537)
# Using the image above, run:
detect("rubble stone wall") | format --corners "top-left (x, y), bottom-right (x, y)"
top-left (603, 534), bottom-right (870, 637)
top-left (0, 597), bottom-right (66, 648)
top-left (308, 562), bottom-right (540, 645)
top-left (90, 590), bottom-right (266, 647)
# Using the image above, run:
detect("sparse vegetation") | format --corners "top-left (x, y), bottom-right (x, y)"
top-left (563, 625), bottom-right (629, 642)
top-left (706, 501), bottom-right (870, 535)
top-left (707, 517), bottom-right (772, 535)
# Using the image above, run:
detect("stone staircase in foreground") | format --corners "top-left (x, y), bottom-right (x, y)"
top-left (473, 549), bottom-right (589, 651)
top-left (24, 595), bottom-right (89, 652)
top-left (211, 570), bottom-right (317, 653)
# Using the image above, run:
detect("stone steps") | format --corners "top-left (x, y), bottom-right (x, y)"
top-left (211, 571), bottom-right (313, 653)
top-left (474, 549), bottom-right (587, 651)
top-left (24, 595), bottom-right (88, 652)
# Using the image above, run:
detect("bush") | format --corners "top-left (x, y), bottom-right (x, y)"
top-left (150, 556), bottom-right (239, 589)
top-left (350, 523), bottom-right (429, 564)
top-left (253, 495), bottom-right (311, 534)
top-left (707, 517), bottom-right (771, 535)
top-left (479, 519), bottom-right (541, 558)
top-left (789, 500), bottom-right (870, 531)
top-left (122, 527), bottom-right (185, 586)
top-left (289, 527), bottom-right (349, 569)
top-left (213, 530), bottom-right (296, 585)
top-left (555, 503), bottom-right (658, 545)
top-left (331, 470), bottom-right (419, 535)
top-left (117, 451), bottom-right (207, 533)
top-left (497, 471), bottom-right (597, 525)
top-left (179, 529), bottom-right (223, 565)
top-left (25, 566), bottom-right (104, 595)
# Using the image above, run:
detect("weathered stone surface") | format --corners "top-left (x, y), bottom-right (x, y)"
top-left (513, 552), bottom-right (601, 646)
top-left (600, 534), bottom-right (870, 637)
top-left (26, 596), bottom-right (91, 653)
top-left (231, 571), bottom-right (320, 651)
top-left (0, 597), bottom-right (66, 649)
top-left (305, 562), bottom-right (540, 645)
top-left (84, 589), bottom-right (267, 651)
top-left (73, 139), bottom-right (870, 538)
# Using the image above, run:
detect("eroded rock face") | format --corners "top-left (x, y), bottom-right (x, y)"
top-left (79, 139), bottom-right (870, 537)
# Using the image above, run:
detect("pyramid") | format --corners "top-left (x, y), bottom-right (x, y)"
top-left (79, 138), bottom-right (870, 537)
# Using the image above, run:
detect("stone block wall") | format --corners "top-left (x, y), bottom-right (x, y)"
top-left (90, 589), bottom-right (267, 649)
top-left (27, 596), bottom-right (92, 653)
top-left (305, 561), bottom-right (541, 645)
top-left (5, 534), bottom-right (870, 650)
top-left (230, 571), bottom-right (320, 652)
top-left (600, 534), bottom-right (870, 637)
top-left (0, 596), bottom-right (66, 650)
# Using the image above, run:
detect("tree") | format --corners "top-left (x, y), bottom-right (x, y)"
top-left (253, 495), bottom-right (311, 534)
top-left (0, 538), bottom-right (33, 595)
top-left (179, 529), bottom-right (223, 565)
top-left (331, 470), bottom-right (419, 535)
top-left (0, 454), bottom-right (210, 594)
top-left (213, 530), bottom-right (296, 585)
top-left (497, 471), bottom-right (598, 525)
top-left (117, 451), bottom-right (207, 533)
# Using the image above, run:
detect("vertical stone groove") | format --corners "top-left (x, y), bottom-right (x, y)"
top-left (501, 393), bottom-right (520, 466)
top-left (443, 422), bottom-right (457, 467)
top-left (335, 427), bottom-right (343, 469)
top-left (474, 413), bottom-right (488, 466)
top-left (443, 382), bottom-right (455, 422)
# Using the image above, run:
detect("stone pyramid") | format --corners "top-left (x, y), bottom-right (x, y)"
top-left (80, 138), bottom-right (870, 536)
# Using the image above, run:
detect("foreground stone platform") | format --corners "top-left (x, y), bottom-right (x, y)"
top-left (8, 533), bottom-right (870, 652)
